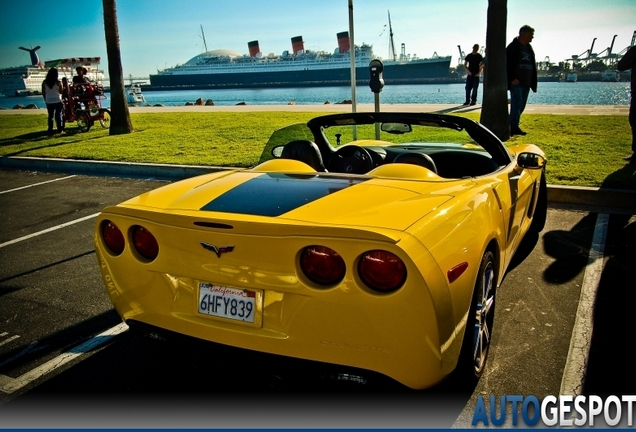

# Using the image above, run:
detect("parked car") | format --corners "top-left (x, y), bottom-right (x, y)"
top-left (95, 112), bottom-right (547, 390)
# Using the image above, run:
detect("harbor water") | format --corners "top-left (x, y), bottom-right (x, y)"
top-left (0, 81), bottom-right (631, 110)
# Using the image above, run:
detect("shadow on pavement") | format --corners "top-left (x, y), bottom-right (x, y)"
top-left (584, 214), bottom-right (636, 396)
top-left (600, 161), bottom-right (636, 192)
top-left (541, 213), bottom-right (598, 284)
top-left (1, 326), bottom-right (473, 428)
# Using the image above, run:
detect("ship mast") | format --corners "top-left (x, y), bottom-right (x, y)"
top-left (388, 11), bottom-right (396, 61)
top-left (200, 25), bottom-right (209, 53)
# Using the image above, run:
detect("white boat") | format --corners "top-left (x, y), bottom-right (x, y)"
top-left (0, 48), bottom-right (104, 97)
top-left (126, 83), bottom-right (146, 105)
top-left (601, 70), bottom-right (619, 82)
top-left (0, 63), bottom-right (48, 96)
top-left (565, 72), bottom-right (577, 83)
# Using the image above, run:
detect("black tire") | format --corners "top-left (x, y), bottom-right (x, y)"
top-left (99, 108), bottom-right (111, 129)
top-left (457, 251), bottom-right (497, 382)
top-left (529, 172), bottom-right (547, 234)
top-left (75, 110), bottom-right (91, 132)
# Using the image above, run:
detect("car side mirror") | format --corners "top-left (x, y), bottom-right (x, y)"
top-left (517, 152), bottom-right (546, 169)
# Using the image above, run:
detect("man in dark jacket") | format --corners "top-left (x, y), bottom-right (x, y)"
top-left (617, 45), bottom-right (636, 163)
top-left (506, 25), bottom-right (537, 136)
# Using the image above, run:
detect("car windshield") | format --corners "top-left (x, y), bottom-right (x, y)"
top-left (319, 123), bottom-right (483, 150)
top-left (258, 121), bottom-right (485, 165)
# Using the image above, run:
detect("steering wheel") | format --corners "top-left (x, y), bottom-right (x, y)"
top-left (327, 145), bottom-right (374, 174)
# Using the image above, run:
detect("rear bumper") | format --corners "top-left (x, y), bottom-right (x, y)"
top-left (125, 319), bottom-right (401, 389)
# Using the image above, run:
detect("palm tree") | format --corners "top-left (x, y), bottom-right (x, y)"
top-left (480, 0), bottom-right (509, 141)
top-left (103, 0), bottom-right (133, 135)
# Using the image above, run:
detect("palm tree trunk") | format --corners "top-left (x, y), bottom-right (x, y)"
top-left (103, 0), bottom-right (133, 135)
top-left (480, 0), bottom-right (510, 141)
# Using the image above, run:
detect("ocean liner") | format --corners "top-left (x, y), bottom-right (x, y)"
top-left (149, 30), bottom-right (452, 90)
top-left (0, 47), bottom-right (103, 97)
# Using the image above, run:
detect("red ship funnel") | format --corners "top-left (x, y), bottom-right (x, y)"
top-left (248, 40), bottom-right (260, 58)
top-left (337, 32), bottom-right (350, 53)
top-left (291, 36), bottom-right (304, 55)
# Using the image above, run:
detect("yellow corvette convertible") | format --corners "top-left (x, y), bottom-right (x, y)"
top-left (95, 112), bottom-right (547, 390)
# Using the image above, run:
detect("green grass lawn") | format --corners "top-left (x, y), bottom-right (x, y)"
top-left (1, 111), bottom-right (634, 190)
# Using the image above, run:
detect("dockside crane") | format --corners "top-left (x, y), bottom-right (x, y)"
top-left (588, 37), bottom-right (597, 61)
top-left (595, 35), bottom-right (618, 65)
top-left (457, 45), bottom-right (465, 65)
top-left (615, 31), bottom-right (636, 59)
top-left (567, 37), bottom-right (598, 70)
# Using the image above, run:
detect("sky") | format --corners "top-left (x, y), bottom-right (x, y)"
top-left (0, 0), bottom-right (634, 79)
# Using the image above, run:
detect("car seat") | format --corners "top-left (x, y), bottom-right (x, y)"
top-left (393, 152), bottom-right (438, 174)
top-left (281, 140), bottom-right (327, 172)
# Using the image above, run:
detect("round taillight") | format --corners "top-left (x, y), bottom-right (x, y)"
top-left (101, 220), bottom-right (125, 255)
top-left (358, 250), bottom-right (406, 293)
top-left (300, 245), bottom-right (346, 286)
top-left (132, 225), bottom-right (159, 261)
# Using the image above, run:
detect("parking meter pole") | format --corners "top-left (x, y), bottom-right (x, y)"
top-left (368, 59), bottom-right (384, 140)
top-left (374, 94), bottom-right (381, 139)
top-left (348, 0), bottom-right (357, 140)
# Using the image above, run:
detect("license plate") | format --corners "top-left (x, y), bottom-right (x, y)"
top-left (198, 283), bottom-right (257, 323)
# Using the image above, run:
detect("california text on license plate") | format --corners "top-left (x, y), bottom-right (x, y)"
top-left (198, 283), bottom-right (256, 323)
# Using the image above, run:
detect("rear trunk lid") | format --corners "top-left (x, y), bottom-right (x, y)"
top-left (108, 170), bottom-right (473, 234)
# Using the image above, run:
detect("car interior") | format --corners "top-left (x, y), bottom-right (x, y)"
top-left (262, 113), bottom-right (515, 179)
top-left (279, 133), bottom-right (503, 180)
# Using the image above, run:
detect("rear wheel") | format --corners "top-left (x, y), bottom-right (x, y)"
top-left (99, 108), bottom-right (111, 129)
top-left (457, 251), bottom-right (496, 382)
top-left (75, 110), bottom-right (91, 132)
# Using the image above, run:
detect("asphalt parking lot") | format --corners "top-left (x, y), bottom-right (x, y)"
top-left (0, 168), bottom-right (634, 428)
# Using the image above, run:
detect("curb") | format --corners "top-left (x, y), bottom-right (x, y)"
top-left (0, 156), bottom-right (228, 180)
top-left (547, 184), bottom-right (636, 210)
top-left (1, 155), bottom-right (635, 212)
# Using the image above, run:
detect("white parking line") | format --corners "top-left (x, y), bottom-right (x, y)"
top-left (0, 335), bottom-right (20, 347)
top-left (0, 212), bottom-right (100, 249)
top-left (0, 322), bottom-right (129, 394)
top-left (0, 175), bottom-right (76, 195)
top-left (560, 213), bottom-right (609, 396)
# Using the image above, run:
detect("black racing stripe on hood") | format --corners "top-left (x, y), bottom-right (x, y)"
top-left (201, 173), bottom-right (367, 217)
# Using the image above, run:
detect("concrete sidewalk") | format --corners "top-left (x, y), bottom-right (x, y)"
top-left (0, 103), bottom-right (630, 116)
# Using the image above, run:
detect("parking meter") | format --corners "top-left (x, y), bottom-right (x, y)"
top-left (369, 59), bottom-right (384, 138)
top-left (369, 59), bottom-right (384, 93)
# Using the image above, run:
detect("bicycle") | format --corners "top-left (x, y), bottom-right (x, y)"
top-left (61, 79), bottom-right (111, 132)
